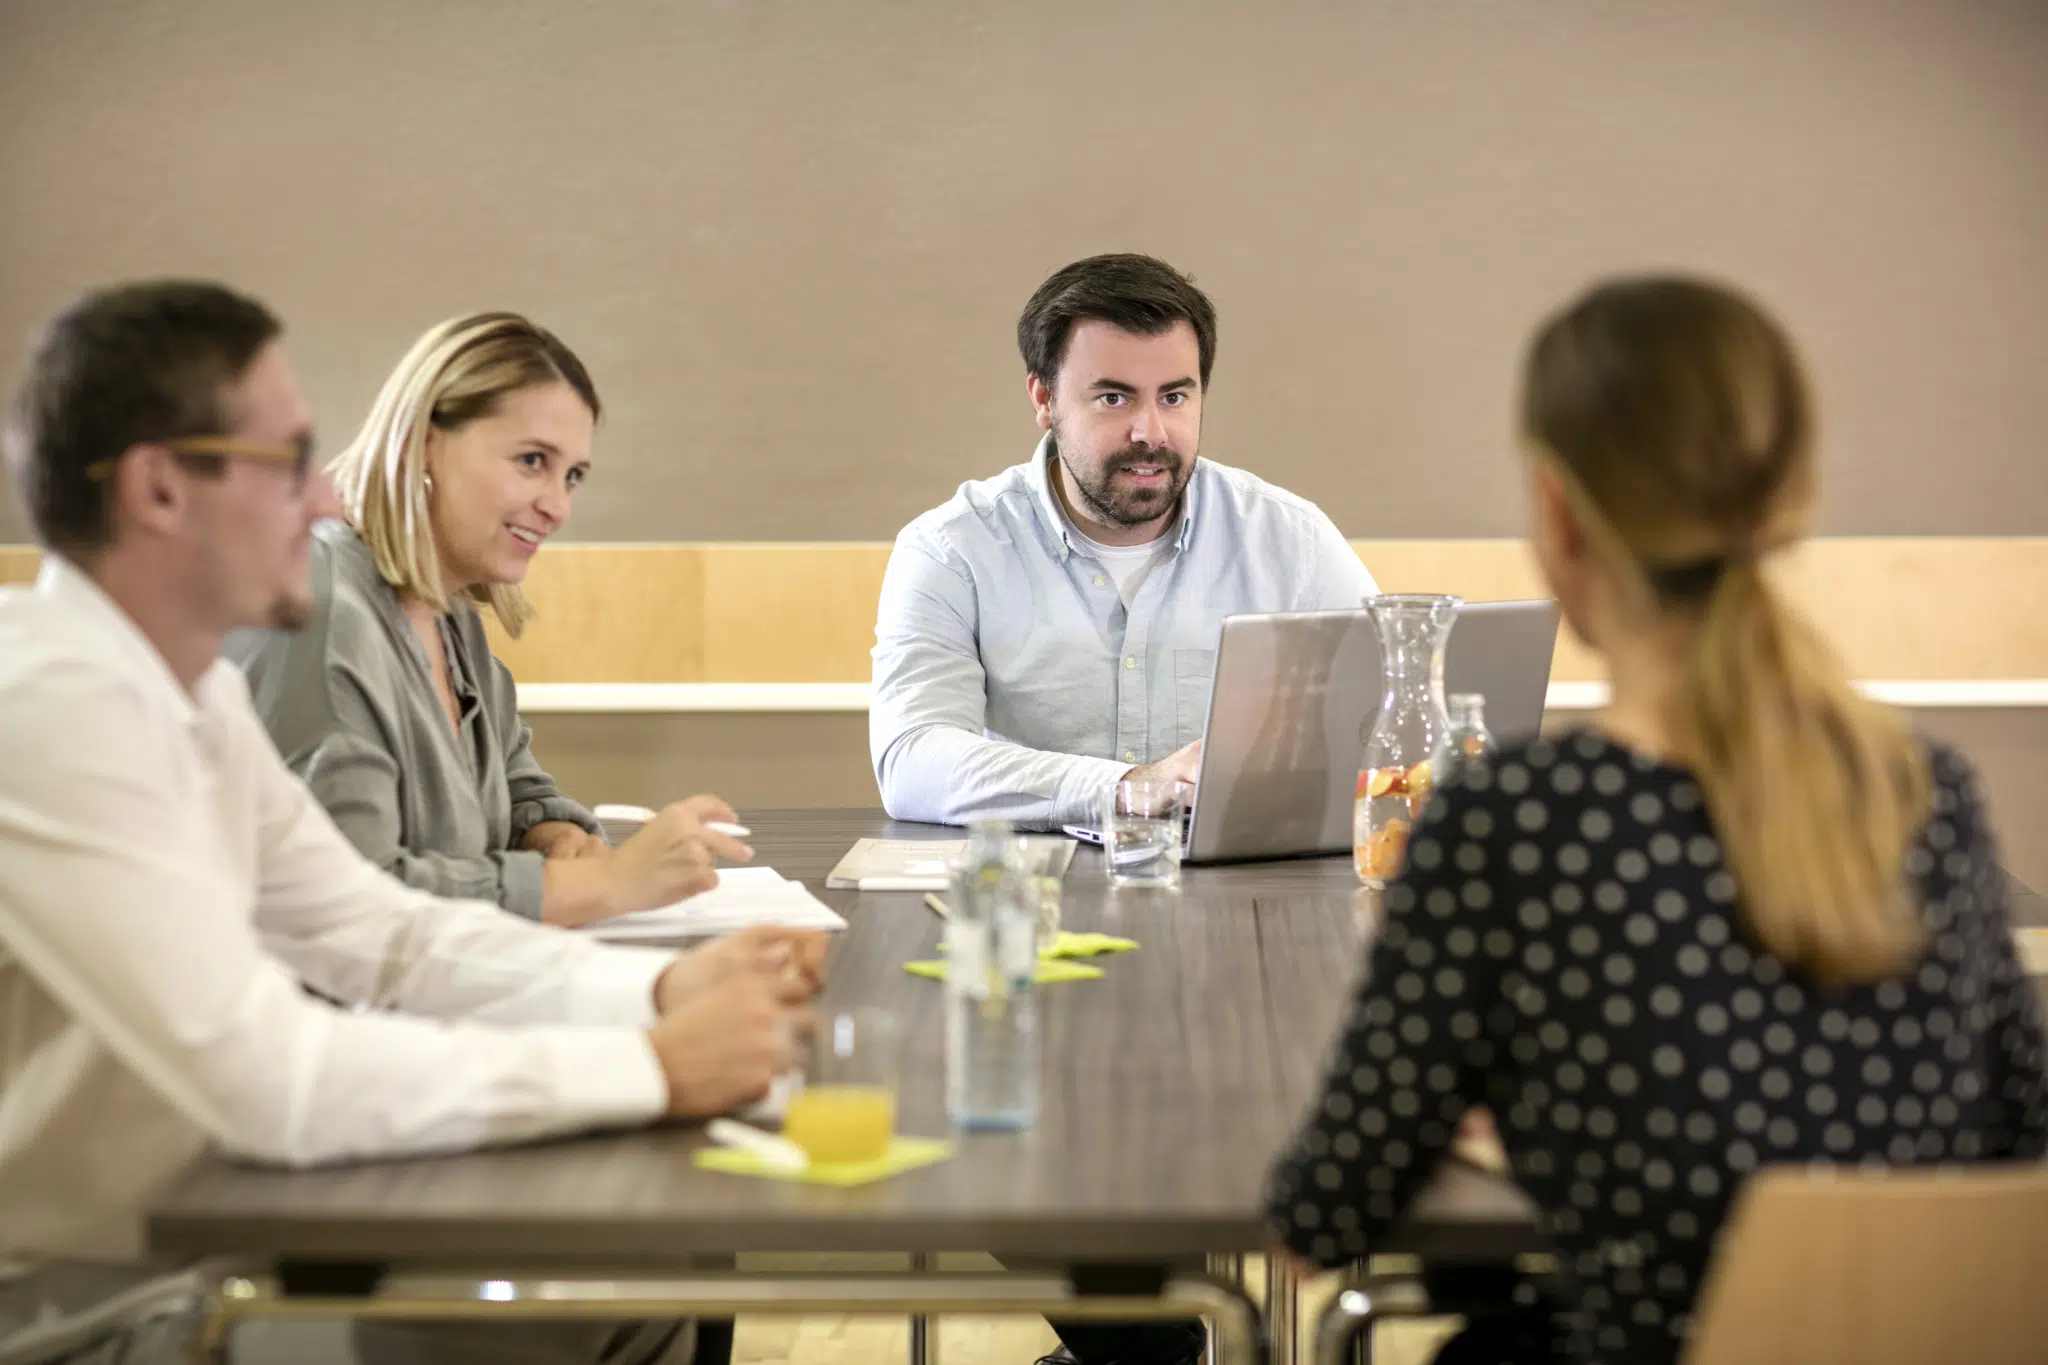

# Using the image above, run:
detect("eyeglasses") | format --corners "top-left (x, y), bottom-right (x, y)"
top-left (86, 434), bottom-right (316, 491)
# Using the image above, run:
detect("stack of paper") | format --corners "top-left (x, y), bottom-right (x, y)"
top-left (585, 867), bottom-right (847, 941)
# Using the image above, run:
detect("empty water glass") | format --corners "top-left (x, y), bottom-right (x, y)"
top-left (1105, 778), bottom-right (1183, 889)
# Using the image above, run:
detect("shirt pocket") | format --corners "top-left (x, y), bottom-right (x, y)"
top-left (1174, 649), bottom-right (1218, 744)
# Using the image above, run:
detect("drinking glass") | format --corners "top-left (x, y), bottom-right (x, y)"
top-left (1005, 836), bottom-right (1069, 956)
top-left (1105, 778), bottom-right (1184, 890)
top-left (784, 1007), bottom-right (901, 1163)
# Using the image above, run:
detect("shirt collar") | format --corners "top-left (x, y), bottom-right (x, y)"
top-left (1027, 433), bottom-right (1203, 560)
top-left (36, 553), bottom-right (223, 729)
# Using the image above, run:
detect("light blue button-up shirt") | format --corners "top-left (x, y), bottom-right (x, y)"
top-left (870, 436), bottom-right (1379, 829)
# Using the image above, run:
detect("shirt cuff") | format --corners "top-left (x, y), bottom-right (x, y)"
top-left (561, 943), bottom-right (677, 1027)
top-left (540, 1025), bottom-right (671, 1128)
top-left (511, 795), bottom-right (603, 840)
top-left (1056, 755), bottom-right (1139, 829)
top-left (496, 848), bottom-right (549, 920)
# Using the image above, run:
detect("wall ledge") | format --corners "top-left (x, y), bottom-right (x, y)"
top-left (517, 679), bottom-right (2048, 714)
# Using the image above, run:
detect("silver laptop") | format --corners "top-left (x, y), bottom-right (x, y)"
top-left (1180, 600), bottom-right (1559, 864)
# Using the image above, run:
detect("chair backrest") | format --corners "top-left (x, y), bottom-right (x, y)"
top-left (1683, 1164), bottom-right (2048, 1365)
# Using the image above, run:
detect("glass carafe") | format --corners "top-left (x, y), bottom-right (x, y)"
top-left (1354, 594), bottom-right (1462, 887)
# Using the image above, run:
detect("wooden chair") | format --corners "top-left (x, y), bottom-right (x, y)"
top-left (1682, 1164), bottom-right (2048, 1365)
top-left (1310, 1164), bottom-right (2048, 1365)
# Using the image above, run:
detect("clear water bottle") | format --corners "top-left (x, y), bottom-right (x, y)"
top-left (945, 822), bottom-right (1039, 1130)
top-left (1446, 693), bottom-right (1496, 783)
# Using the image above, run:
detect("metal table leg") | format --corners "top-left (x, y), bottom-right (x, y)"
top-left (194, 1265), bottom-right (1271, 1365)
top-left (1309, 1276), bottom-right (1431, 1365)
top-left (908, 1253), bottom-right (936, 1365)
top-left (1264, 1256), bottom-right (1300, 1365)
top-left (1204, 1256), bottom-right (1246, 1365)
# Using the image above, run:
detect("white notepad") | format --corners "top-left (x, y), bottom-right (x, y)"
top-left (825, 838), bottom-right (969, 890)
top-left (584, 866), bottom-right (847, 940)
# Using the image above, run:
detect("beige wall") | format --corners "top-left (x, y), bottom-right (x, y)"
top-left (3, 0), bottom-right (2046, 545)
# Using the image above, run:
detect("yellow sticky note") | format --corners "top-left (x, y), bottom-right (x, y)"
top-left (1043, 931), bottom-right (1138, 959)
top-left (693, 1137), bottom-right (954, 1187)
top-left (903, 959), bottom-right (1104, 983)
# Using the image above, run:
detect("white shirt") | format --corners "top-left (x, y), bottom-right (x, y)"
top-left (0, 557), bottom-right (673, 1262)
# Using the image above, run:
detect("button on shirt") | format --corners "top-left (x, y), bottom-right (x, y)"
top-left (0, 558), bottom-right (672, 1262)
top-left (870, 437), bottom-right (1379, 828)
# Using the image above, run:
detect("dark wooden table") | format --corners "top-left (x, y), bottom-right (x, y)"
top-left (149, 810), bottom-right (1538, 1268)
top-left (141, 813), bottom-right (2048, 1365)
top-left (148, 814), bottom-right (2048, 1267)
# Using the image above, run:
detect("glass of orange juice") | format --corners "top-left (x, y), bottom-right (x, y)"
top-left (783, 1008), bottom-right (901, 1164)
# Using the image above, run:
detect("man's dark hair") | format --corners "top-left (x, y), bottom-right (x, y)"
top-left (3, 280), bottom-right (282, 556)
top-left (1016, 253), bottom-right (1218, 391)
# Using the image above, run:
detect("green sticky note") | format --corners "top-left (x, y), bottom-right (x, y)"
top-left (693, 1137), bottom-right (954, 1187)
top-left (1043, 931), bottom-right (1138, 959)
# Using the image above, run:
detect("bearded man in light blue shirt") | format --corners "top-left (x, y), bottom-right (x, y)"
top-left (871, 253), bottom-right (1379, 831)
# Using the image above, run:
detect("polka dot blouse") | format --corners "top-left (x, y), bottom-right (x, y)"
top-left (1266, 730), bottom-right (2048, 1365)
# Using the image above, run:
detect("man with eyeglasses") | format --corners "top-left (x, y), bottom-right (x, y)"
top-left (0, 281), bottom-right (818, 1362)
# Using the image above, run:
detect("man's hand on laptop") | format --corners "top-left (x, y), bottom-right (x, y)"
top-left (1125, 739), bottom-right (1202, 800)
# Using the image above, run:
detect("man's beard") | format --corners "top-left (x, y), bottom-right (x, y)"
top-left (1059, 437), bottom-right (1191, 528)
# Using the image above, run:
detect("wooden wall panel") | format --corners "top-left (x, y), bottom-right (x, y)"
top-left (475, 538), bottom-right (2048, 686)
top-left (1364, 537), bottom-right (2048, 683)
top-left (7, 538), bottom-right (2046, 685)
top-left (486, 544), bottom-right (708, 683)
top-left (698, 545), bottom-right (893, 683)
top-left (1776, 538), bottom-right (2048, 681)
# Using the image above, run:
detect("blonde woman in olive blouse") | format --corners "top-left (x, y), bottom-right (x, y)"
top-left (232, 313), bottom-right (743, 928)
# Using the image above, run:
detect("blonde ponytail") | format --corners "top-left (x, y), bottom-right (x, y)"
top-left (1673, 557), bottom-right (1928, 983)
top-left (1523, 273), bottom-right (1936, 987)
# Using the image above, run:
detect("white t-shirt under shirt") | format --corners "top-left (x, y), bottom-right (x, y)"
top-left (1065, 515), bottom-right (1178, 608)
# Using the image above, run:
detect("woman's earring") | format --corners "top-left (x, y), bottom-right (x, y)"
top-left (424, 472), bottom-right (435, 496)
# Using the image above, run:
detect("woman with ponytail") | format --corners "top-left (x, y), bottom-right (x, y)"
top-left (1266, 276), bottom-right (2047, 1365)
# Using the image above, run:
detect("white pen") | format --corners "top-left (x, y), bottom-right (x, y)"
top-left (704, 821), bottom-right (753, 839)
top-left (855, 876), bottom-right (951, 891)
top-left (706, 1118), bottom-right (808, 1171)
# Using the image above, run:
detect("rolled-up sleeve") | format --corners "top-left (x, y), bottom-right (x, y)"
top-left (870, 529), bottom-right (1128, 829)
